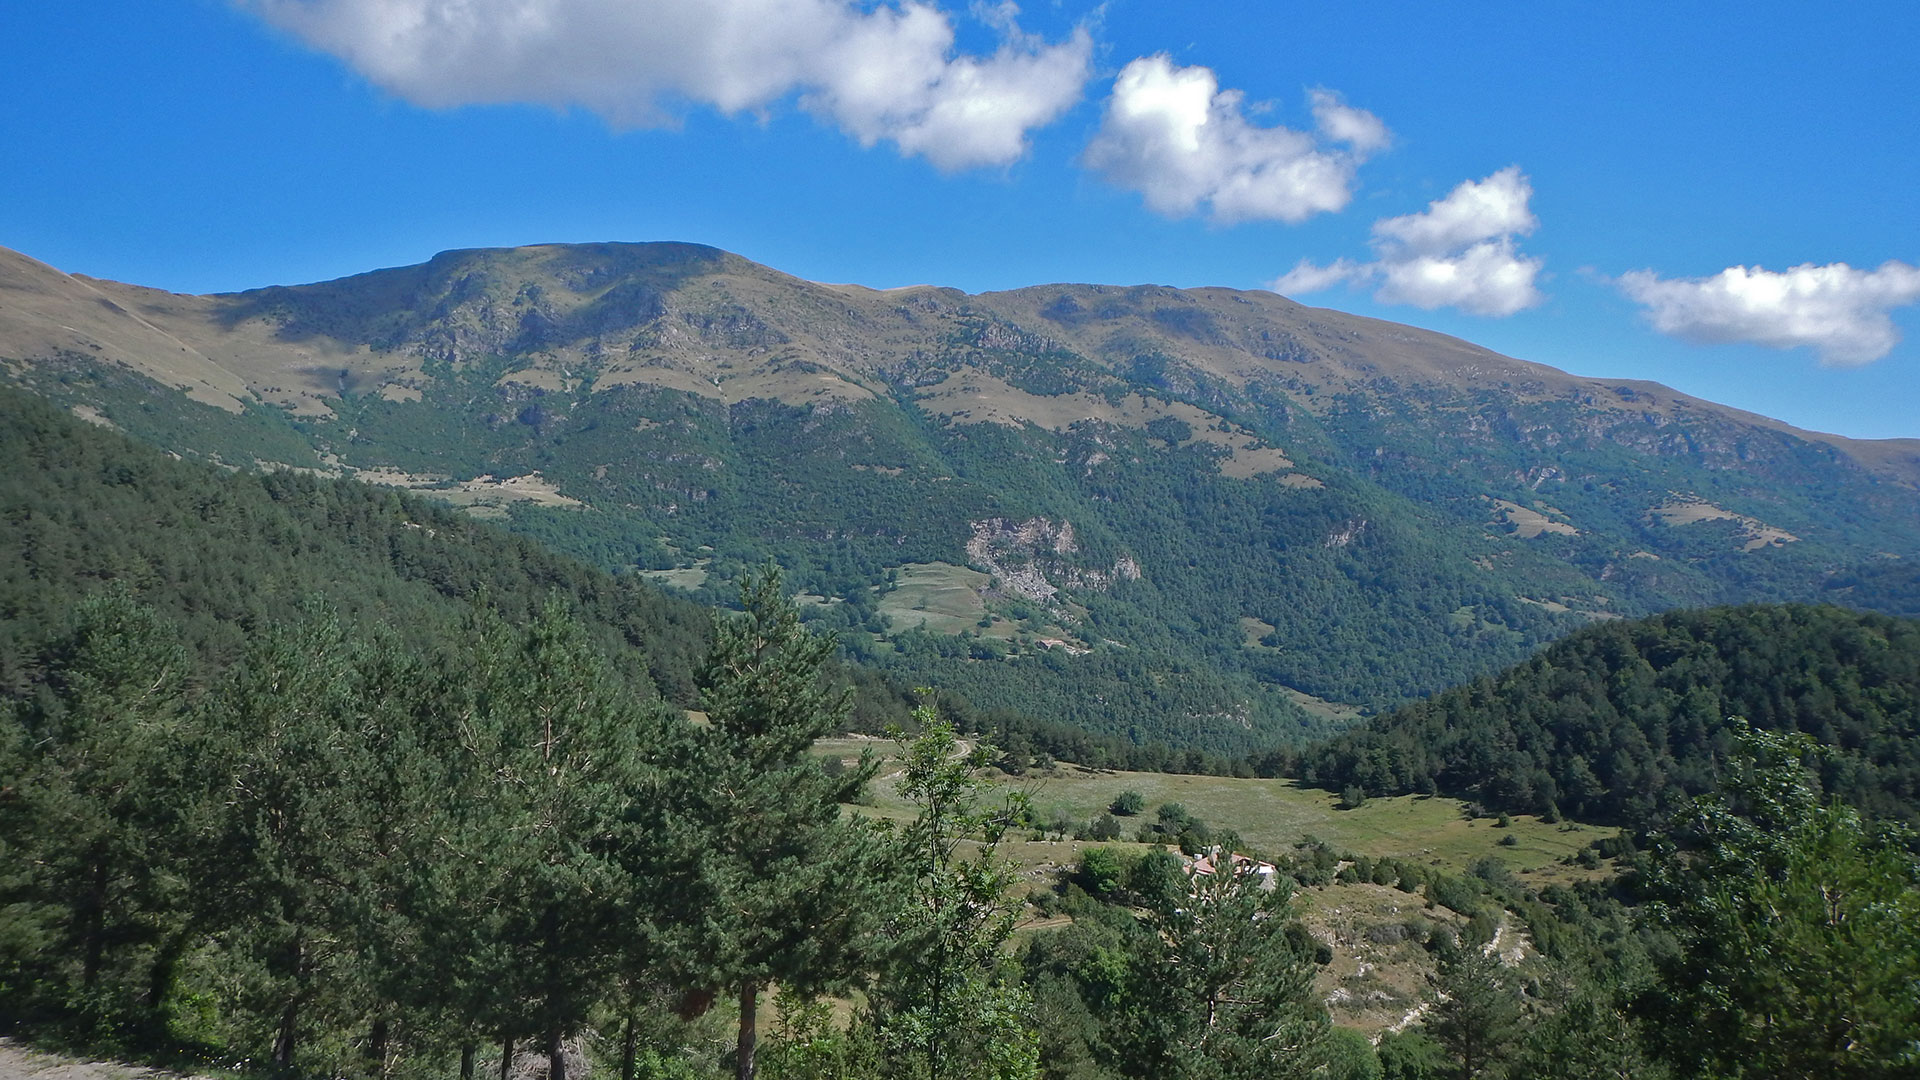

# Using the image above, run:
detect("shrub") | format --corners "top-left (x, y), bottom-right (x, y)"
top-left (1109, 789), bottom-right (1146, 816)
top-left (1085, 812), bottom-right (1122, 842)
top-left (1076, 847), bottom-right (1126, 899)
top-left (1426, 873), bottom-right (1483, 916)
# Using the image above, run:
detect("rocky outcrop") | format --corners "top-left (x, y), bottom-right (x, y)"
top-left (965, 518), bottom-right (1140, 603)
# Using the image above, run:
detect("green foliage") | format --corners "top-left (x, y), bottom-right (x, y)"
top-left (869, 701), bottom-right (1038, 1080)
top-left (0, 586), bottom-right (190, 1011)
top-left (1075, 849), bottom-right (1125, 901)
top-left (687, 566), bottom-right (889, 1080)
top-left (1146, 868), bottom-right (1330, 1078)
top-left (1509, 982), bottom-right (1666, 1080)
top-left (1633, 723), bottom-right (1920, 1078)
top-left (1321, 1028), bottom-right (1382, 1080)
top-left (1374, 1031), bottom-right (1449, 1080)
top-left (1306, 604), bottom-right (1920, 826)
top-left (1022, 860), bottom-right (1334, 1080)
top-left (1423, 937), bottom-right (1525, 1080)
top-left (1108, 790), bottom-right (1145, 816)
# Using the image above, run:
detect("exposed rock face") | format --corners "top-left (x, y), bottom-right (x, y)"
top-left (965, 517), bottom-right (1140, 602)
top-left (1324, 519), bottom-right (1368, 548)
top-left (967, 517), bottom-right (1074, 602)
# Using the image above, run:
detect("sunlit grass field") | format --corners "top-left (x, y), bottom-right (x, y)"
top-left (817, 736), bottom-right (1611, 881)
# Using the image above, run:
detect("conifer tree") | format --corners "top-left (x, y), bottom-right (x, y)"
top-left (339, 635), bottom-right (454, 1078)
top-left (871, 701), bottom-right (1038, 1080)
top-left (1138, 863), bottom-right (1329, 1080)
top-left (475, 601), bottom-right (669, 1080)
top-left (688, 566), bottom-right (885, 1080)
top-left (192, 607), bottom-right (380, 1073)
top-left (1424, 932), bottom-right (1524, 1080)
top-left (0, 588), bottom-right (188, 1013)
top-left (1634, 722), bottom-right (1920, 1078)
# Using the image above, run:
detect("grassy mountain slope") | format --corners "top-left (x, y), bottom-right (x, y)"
top-left (1302, 603), bottom-right (1920, 826)
top-left (5, 241), bottom-right (1919, 752)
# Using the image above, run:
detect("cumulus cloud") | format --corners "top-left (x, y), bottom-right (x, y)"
top-left (1616, 261), bottom-right (1920, 367)
top-left (1270, 166), bottom-right (1545, 317)
top-left (1270, 257), bottom-right (1362, 297)
top-left (1082, 55), bottom-right (1388, 224)
top-left (239, 0), bottom-right (1092, 170)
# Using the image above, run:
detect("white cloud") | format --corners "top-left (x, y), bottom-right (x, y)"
top-left (1617, 261), bottom-right (1920, 367)
top-left (1269, 257), bottom-right (1362, 297)
top-left (1308, 88), bottom-right (1389, 154)
top-left (239, 0), bottom-right (1091, 170)
top-left (1372, 167), bottom-right (1536, 259)
top-left (1082, 55), bottom-right (1388, 224)
top-left (1269, 166), bottom-right (1545, 317)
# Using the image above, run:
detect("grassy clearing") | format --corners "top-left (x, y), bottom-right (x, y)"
top-left (1278, 685), bottom-right (1366, 725)
top-left (819, 736), bottom-right (1611, 882)
top-left (997, 768), bottom-right (1603, 877)
top-left (1489, 497), bottom-right (1578, 538)
top-left (820, 738), bottom-right (1611, 1035)
top-left (875, 561), bottom-right (992, 634)
top-left (1651, 497), bottom-right (1798, 550)
top-left (642, 565), bottom-right (709, 589)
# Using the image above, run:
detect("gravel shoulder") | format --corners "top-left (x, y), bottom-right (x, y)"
top-left (0, 1040), bottom-right (212, 1080)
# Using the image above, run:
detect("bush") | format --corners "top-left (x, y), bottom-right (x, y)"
top-left (1109, 789), bottom-right (1146, 816)
top-left (1340, 784), bottom-right (1368, 810)
top-left (1323, 1026), bottom-right (1384, 1080)
top-left (1469, 855), bottom-right (1517, 892)
top-left (1376, 1030), bottom-right (1450, 1080)
top-left (1127, 850), bottom-right (1186, 910)
top-left (1076, 847), bottom-right (1126, 899)
top-left (1085, 812), bottom-right (1122, 842)
top-left (1426, 873), bottom-right (1483, 916)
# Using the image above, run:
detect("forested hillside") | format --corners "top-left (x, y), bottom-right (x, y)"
top-left (0, 385), bottom-right (907, 724)
top-left (4, 381), bottom-right (1918, 1080)
top-left (1300, 604), bottom-right (1920, 826)
top-left (8, 241), bottom-right (1920, 752)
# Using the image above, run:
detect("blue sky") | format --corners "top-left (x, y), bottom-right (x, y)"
top-left (3, 1), bottom-right (1916, 438)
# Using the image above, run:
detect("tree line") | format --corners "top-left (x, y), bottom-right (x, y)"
top-left (1291, 604), bottom-right (1920, 827)
top-left (3, 569), bottom-right (1032, 1080)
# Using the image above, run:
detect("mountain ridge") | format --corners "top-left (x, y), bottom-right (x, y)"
top-left (5, 239), bottom-right (1918, 749)
top-left (9, 241), bottom-right (1917, 481)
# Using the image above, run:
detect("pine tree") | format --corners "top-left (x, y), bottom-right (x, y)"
top-left (870, 701), bottom-right (1038, 1080)
top-left (686, 566), bottom-right (886, 1080)
top-left (473, 601), bottom-right (669, 1080)
top-left (1424, 933), bottom-right (1524, 1080)
top-left (1634, 722), bottom-right (1920, 1079)
top-left (191, 606), bottom-right (381, 1073)
top-left (1139, 862), bottom-right (1329, 1080)
top-left (0, 588), bottom-right (189, 1017)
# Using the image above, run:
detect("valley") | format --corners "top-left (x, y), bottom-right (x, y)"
top-left (5, 241), bottom-right (1917, 755)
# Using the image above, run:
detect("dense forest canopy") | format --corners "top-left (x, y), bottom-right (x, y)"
top-left (1300, 604), bottom-right (1920, 827)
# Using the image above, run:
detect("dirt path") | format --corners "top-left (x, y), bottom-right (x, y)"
top-left (0, 1040), bottom-right (211, 1080)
